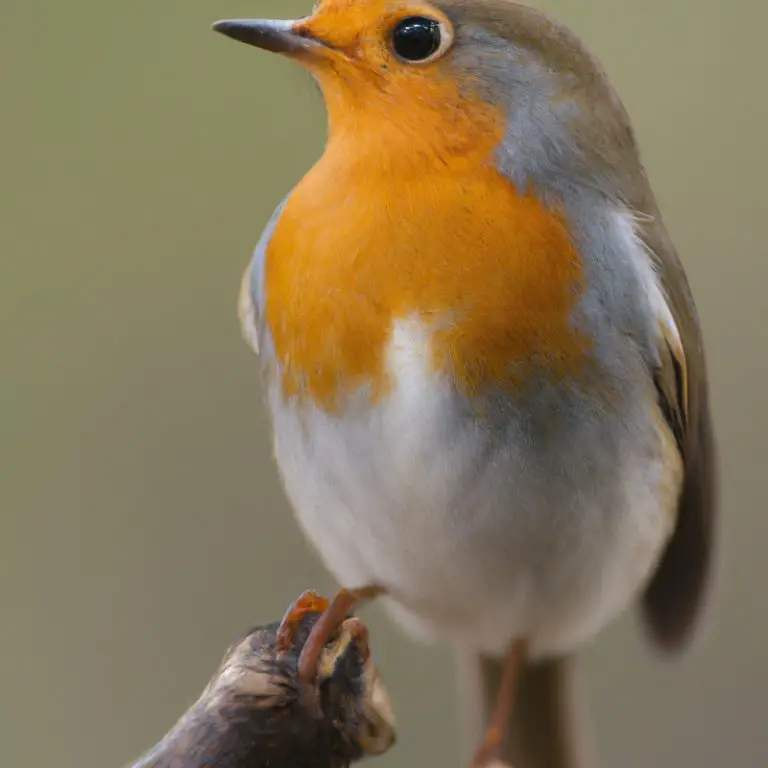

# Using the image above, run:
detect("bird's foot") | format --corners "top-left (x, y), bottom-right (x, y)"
top-left (296, 585), bottom-right (386, 684)
top-left (468, 638), bottom-right (527, 768)
top-left (275, 589), bottom-right (330, 654)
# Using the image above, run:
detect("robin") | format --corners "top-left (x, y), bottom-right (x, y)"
top-left (213, 2), bottom-right (717, 766)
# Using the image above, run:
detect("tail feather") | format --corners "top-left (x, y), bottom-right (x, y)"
top-left (456, 651), bottom-right (594, 768)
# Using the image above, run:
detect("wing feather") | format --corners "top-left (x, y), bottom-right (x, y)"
top-left (237, 194), bottom-right (292, 357)
top-left (640, 219), bottom-right (718, 650)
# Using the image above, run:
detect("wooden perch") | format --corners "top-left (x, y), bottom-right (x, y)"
top-left (128, 602), bottom-right (397, 768)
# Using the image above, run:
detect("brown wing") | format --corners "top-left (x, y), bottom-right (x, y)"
top-left (640, 218), bottom-right (718, 651)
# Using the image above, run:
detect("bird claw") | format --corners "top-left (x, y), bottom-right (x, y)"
top-left (297, 585), bottom-right (385, 684)
top-left (275, 589), bottom-right (330, 655)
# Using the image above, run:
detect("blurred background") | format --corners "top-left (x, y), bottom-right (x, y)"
top-left (2, 0), bottom-right (766, 766)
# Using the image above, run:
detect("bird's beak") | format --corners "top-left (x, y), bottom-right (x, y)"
top-left (212, 18), bottom-right (327, 58)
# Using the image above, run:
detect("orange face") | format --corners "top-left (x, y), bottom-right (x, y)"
top-left (250, 0), bottom-right (593, 411)
top-left (287, 0), bottom-right (501, 164)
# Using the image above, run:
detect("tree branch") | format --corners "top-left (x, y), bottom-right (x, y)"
top-left (125, 597), bottom-right (514, 768)
top-left (128, 604), bottom-right (396, 768)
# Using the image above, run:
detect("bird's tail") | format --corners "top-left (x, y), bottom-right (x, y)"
top-left (456, 651), bottom-right (595, 768)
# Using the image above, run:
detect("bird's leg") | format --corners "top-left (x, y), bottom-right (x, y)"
top-left (469, 638), bottom-right (527, 768)
top-left (297, 585), bottom-right (385, 684)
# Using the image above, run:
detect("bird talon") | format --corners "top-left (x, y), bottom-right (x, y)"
top-left (276, 590), bottom-right (330, 655)
top-left (297, 585), bottom-right (385, 684)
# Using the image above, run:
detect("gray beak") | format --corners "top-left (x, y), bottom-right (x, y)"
top-left (212, 18), bottom-right (316, 55)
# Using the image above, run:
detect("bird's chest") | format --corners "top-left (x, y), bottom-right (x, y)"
top-left (261, 159), bottom-right (592, 413)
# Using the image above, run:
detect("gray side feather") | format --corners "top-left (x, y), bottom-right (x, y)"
top-left (239, 194), bottom-right (292, 359)
top-left (638, 214), bottom-right (718, 650)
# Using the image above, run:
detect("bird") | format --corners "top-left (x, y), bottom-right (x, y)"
top-left (212, 1), bottom-right (717, 766)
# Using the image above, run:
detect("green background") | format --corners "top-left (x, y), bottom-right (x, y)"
top-left (2, 0), bottom-right (766, 766)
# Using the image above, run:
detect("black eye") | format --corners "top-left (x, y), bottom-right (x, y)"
top-left (392, 16), bottom-right (442, 62)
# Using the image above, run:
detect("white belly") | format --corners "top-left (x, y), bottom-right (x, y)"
top-left (266, 319), bottom-right (680, 658)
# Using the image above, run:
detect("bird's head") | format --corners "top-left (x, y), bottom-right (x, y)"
top-left (214, 0), bottom-right (642, 200)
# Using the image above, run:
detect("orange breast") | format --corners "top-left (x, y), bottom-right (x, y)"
top-left (264, 150), bottom-right (591, 412)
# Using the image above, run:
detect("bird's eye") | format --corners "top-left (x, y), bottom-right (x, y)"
top-left (391, 16), bottom-right (450, 63)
